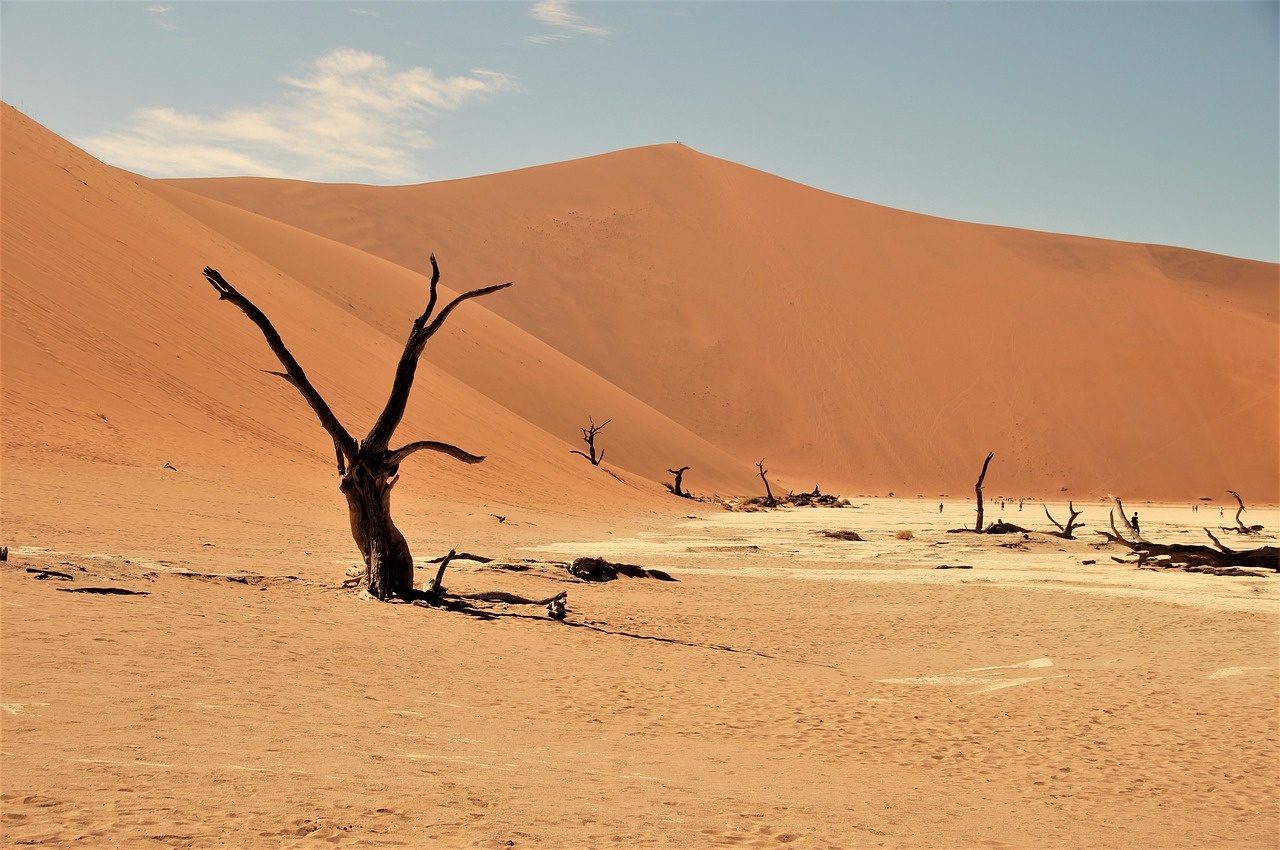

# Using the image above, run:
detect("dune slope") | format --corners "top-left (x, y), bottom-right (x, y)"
top-left (167, 144), bottom-right (1279, 502)
top-left (1, 105), bottom-right (749, 570)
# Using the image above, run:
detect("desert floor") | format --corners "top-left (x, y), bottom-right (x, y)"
top-left (2, 499), bottom-right (1277, 849)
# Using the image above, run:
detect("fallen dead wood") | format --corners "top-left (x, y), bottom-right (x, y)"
top-left (817, 530), bottom-right (864, 541)
top-left (568, 557), bottom-right (677, 583)
top-left (1095, 525), bottom-right (1277, 574)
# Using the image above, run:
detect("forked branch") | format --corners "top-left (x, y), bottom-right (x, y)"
top-left (1044, 501), bottom-right (1084, 540)
top-left (366, 256), bottom-right (512, 450)
top-left (204, 267), bottom-right (357, 465)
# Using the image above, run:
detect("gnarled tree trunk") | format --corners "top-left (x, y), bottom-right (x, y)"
top-left (204, 255), bottom-right (509, 600)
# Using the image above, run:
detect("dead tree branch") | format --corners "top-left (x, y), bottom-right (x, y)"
top-left (570, 416), bottom-right (610, 466)
top-left (1044, 502), bottom-right (1085, 540)
top-left (1227, 490), bottom-right (1262, 534)
top-left (1095, 523), bottom-right (1277, 574)
top-left (756, 460), bottom-right (777, 507)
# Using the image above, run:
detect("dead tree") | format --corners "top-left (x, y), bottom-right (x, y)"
top-left (973, 452), bottom-right (994, 533)
top-left (756, 460), bottom-right (777, 507)
top-left (203, 256), bottom-right (510, 601)
top-left (1044, 502), bottom-right (1084, 540)
top-left (666, 466), bottom-right (692, 498)
top-left (570, 416), bottom-right (610, 466)
top-left (1226, 490), bottom-right (1263, 534)
top-left (1095, 526), bottom-right (1278, 574)
top-left (1107, 495), bottom-right (1142, 543)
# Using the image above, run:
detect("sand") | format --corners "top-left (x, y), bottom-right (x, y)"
top-left (3, 499), bottom-right (1277, 849)
top-left (2, 102), bottom-right (1278, 847)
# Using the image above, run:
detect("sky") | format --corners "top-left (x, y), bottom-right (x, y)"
top-left (2, 1), bottom-right (1277, 263)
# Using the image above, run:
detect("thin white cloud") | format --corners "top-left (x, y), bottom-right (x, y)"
top-left (528, 0), bottom-right (610, 41)
top-left (78, 49), bottom-right (516, 182)
top-left (348, 7), bottom-right (379, 17)
top-left (146, 4), bottom-right (179, 32)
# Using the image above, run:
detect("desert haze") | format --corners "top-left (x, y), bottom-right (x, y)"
top-left (2, 102), bottom-right (1277, 849)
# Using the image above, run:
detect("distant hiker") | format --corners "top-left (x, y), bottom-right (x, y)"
top-left (1131, 513), bottom-right (1141, 536)
top-left (939, 503), bottom-right (943, 513)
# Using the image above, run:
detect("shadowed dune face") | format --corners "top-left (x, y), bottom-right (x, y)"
top-left (0, 104), bottom-right (754, 564)
top-left (163, 142), bottom-right (1277, 502)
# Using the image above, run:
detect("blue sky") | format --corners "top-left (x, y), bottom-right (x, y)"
top-left (3, 1), bottom-right (1276, 262)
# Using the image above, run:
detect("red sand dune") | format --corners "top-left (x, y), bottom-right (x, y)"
top-left (162, 142), bottom-right (1278, 503)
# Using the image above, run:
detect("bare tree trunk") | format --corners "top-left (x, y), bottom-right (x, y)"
top-left (974, 452), bottom-right (994, 533)
top-left (757, 460), bottom-right (776, 506)
top-left (667, 466), bottom-right (691, 498)
top-left (204, 256), bottom-right (509, 601)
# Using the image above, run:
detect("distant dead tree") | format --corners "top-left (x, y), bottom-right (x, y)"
top-left (1226, 490), bottom-right (1263, 534)
top-left (666, 466), bottom-right (692, 498)
top-left (570, 416), bottom-right (610, 466)
top-left (756, 459), bottom-right (777, 507)
top-left (973, 451), bottom-right (994, 533)
top-left (203, 255), bottom-right (510, 601)
top-left (1043, 502), bottom-right (1085, 540)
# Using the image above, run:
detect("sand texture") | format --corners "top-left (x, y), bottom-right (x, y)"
top-left (2, 103), bottom-right (1278, 847)
top-left (3, 501), bottom-right (1278, 848)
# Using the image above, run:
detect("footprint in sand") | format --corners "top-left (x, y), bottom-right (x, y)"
top-left (879, 657), bottom-right (1065, 694)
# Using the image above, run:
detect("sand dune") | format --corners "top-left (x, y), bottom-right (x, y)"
top-left (165, 144), bottom-right (1278, 503)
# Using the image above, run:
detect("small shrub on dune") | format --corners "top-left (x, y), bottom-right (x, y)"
top-left (895, 529), bottom-right (914, 540)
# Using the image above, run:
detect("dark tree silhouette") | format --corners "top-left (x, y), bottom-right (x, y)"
top-left (973, 451), bottom-right (994, 533)
top-left (1044, 502), bottom-right (1084, 540)
top-left (1227, 490), bottom-right (1263, 534)
top-left (666, 466), bottom-right (692, 498)
top-left (756, 460), bottom-right (777, 507)
top-left (203, 255), bottom-right (510, 601)
top-left (570, 416), bottom-right (610, 466)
